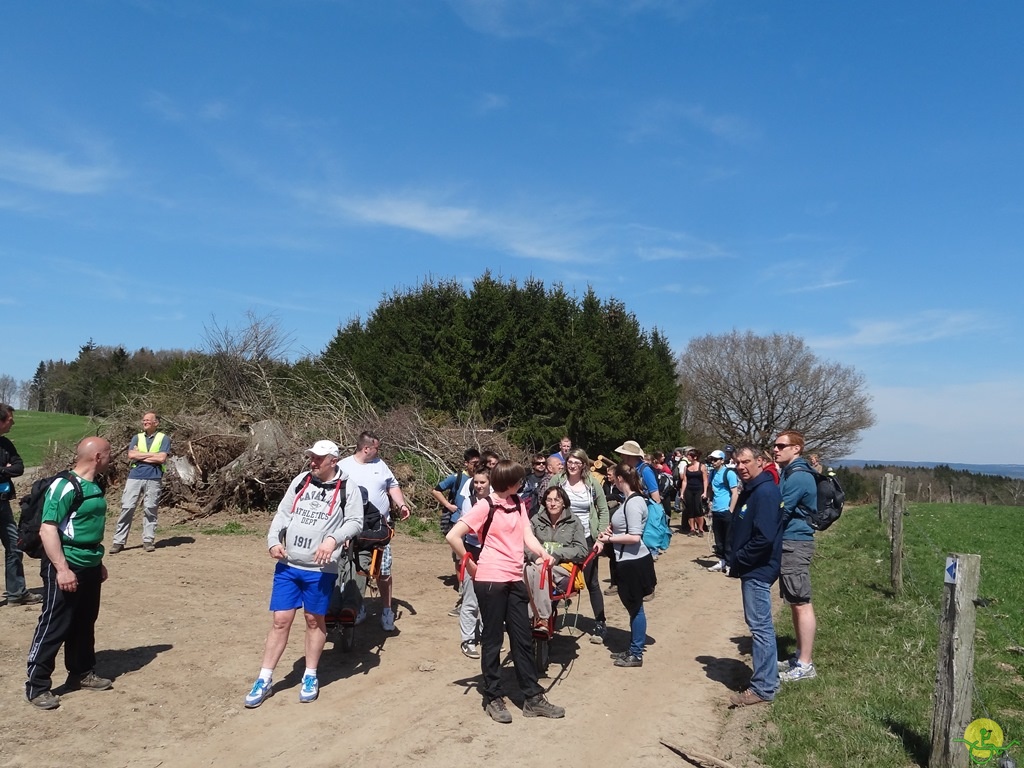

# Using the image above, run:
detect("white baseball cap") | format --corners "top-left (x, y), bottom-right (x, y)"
top-left (304, 440), bottom-right (340, 458)
top-left (709, 450), bottom-right (726, 460)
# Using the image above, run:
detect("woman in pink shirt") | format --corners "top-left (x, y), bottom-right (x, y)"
top-left (446, 460), bottom-right (566, 724)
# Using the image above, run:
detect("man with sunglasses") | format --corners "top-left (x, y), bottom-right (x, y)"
top-left (772, 430), bottom-right (818, 682)
top-left (520, 453), bottom-right (548, 518)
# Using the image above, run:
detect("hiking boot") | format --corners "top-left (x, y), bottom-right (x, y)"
top-left (730, 688), bottom-right (770, 707)
top-left (26, 690), bottom-right (60, 710)
top-left (613, 654), bottom-right (643, 668)
top-left (707, 560), bottom-right (725, 573)
top-left (12, 592), bottom-right (43, 605)
top-left (460, 640), bottom-right (480, 659)
top-left (780, 661), bottom-right (817, 682)
top-left (67, 671), bottom-right (113, 691)
top-left (602, 584), bottom-right (618, 596)
top-left (609, 650), bottom-right (630, 661)
top-left (143, 541), bottom-right (156, 552)
top-left (590, 621), bottom-right (607, 645)
top-left (485, 696), bottom-right (513, 724)
top-left (299, 674), bottom-right (319, 703)
top-left (244, 678), bottom-right (273, 708)
top-left (108, 543), bottom-right (123, 554)
top-left (523, 693), bottom-right (565, 718)
top-left (380, 607), bottom-right (396, 631)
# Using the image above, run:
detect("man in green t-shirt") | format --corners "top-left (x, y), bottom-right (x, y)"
top-left (25, 437), bottom-right (112, 710)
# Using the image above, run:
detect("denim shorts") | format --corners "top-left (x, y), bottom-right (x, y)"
top-left (269, 562), bottom-right (338, 615)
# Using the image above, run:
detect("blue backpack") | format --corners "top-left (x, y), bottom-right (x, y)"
top-left (636, 463), bottom-right (672, 551)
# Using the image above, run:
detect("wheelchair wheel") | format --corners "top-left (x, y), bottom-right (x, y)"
top-left (339, 625), bottom-right (355, 653)
top-left (533, 636), bottom-right (549, 676)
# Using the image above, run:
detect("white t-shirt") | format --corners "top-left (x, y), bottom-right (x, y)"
top-left (339, 456), bottom-right (398, 522)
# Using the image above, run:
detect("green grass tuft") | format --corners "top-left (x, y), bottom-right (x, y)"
top-left (201, 520), bottom-right (254, 535)
top-left (762, 503), bottom-right (1024, 767)
top-left (8, 410), bottom-right (96, 467)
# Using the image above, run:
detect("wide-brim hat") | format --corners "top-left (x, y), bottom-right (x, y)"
top-left (615, 440), bottom-right (645, 457)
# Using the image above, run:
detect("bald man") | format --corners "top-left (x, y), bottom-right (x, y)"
top-left (26, 437), bottom-right (113, 710)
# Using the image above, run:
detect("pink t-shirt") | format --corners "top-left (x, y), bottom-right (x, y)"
top-left (461, 493), bottom-right (528, 582)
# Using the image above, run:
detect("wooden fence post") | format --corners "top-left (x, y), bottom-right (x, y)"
top-left (880, 473), bottom-right (893, 523)
top-left (890, 490), bottom-right (904, 595)
top-left (928, 553), bottom-right (981, 768)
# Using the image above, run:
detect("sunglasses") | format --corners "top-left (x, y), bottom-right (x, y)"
top-left (773, 442), bottom-right (793, 449)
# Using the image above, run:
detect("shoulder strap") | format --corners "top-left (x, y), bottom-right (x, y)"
top-left (448, 471), bottom-right (463, 504)
top-left (478, 499), bottom-right (498, 549)
top-left (290, 472), bottom-right (313, 514)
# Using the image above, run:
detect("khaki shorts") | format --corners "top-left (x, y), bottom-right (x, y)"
top-left (779, 539), bottom-right (815, 605)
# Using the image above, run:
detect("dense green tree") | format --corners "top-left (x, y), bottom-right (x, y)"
top-left (320, 273), bottom-right (683, 455)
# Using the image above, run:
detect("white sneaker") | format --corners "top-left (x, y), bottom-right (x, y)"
top-left (707, 560), bottom-right (725, 572)
top-left (780, 661), bottom-right (817, 682)
top-left (380, 607), bottom-right (396, 631)
top-left (354, 604), bottom-right (366, 625)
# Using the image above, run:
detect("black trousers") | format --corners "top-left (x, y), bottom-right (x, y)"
top-left (474, 580), bottom-right (543, 704)
top-left (711, 512), bottom-right (732, 561)
top-left (583, 536), bottom-right (605, 622)
top-left (26, 560), bottom-right (103, 698)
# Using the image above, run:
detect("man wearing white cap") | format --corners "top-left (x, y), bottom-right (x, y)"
top-left (244, 440), bottom-right (363, 708)
top-left (706, 450), bottom-right (740, 573)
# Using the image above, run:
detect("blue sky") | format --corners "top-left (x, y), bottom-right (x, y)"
top-left (2, 1), bottom-right (1021, 464)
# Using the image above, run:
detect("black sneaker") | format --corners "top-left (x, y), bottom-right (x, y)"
top-left (523, 693), bottom-right (565, 718)
top-left (485, 697), bottom-right (513, 724)
top-left (589, 620), bottom-right (607, 645)
top-left (67, 671), bottom-right (113, 691)
top-left (26, 690), bottom-right (60, 710)
top-left (613, 654), bottom-right (643, 668)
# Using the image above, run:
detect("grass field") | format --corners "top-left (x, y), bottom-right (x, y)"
top-left (761, 503), bottom-right (1024, 767)
top-left (7, 410), bottom-right (96, 467)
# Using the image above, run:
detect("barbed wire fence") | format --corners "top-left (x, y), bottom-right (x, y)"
top-left (879, 473), bottom-right (1023, 768)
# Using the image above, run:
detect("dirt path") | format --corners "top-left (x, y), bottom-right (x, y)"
top-left (1, 515), bottom-right (764, 768)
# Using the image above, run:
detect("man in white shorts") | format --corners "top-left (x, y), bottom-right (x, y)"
top-left (339, 431), bottom-right (411, 631)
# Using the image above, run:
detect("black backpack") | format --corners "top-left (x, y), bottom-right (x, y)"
top-left (18, 471), bottom-right (90, 558)
top-left (290, 473), bottom-right (393, 551)
top-left (657, 470), bottom-right (677, 501)
top-left (786, 465), bottom-right (846, 531)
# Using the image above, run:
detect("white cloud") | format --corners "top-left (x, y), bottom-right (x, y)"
top-left (324, 191), bottom-right (591, 263)
top-left (447, 0), bottom-right (703, 39)
top-left (476, 92), bottom-right (509, 114)
top-left (0, 140), bottom-right (119, 195)
top-left (810, 310), bottom-right (992, 349)
top-left (846, 378), bottom-right (1024, 464)
top-left (626, 100), bottom-right (756, 145)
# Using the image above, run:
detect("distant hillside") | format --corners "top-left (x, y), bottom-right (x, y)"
top-left (837, 459), bottom-right (1024, 480)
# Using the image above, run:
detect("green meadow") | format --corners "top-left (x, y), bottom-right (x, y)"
top-left (7, 410), bottom-right (96, 467)
top-left (762, 502), bottom-right (1024, 767)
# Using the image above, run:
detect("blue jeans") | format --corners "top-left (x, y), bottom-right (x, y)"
top-left (1, 499), bottom-right (28, 599)
top-left (741, 577), bottom-right (778, 701)
top-left (628, 602), bottom-right (647, 657)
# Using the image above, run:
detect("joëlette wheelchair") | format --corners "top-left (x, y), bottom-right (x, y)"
top-left (324, 523), bottom-right (393, 652)
top-left (528, 549), bottom-right (598, 675)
